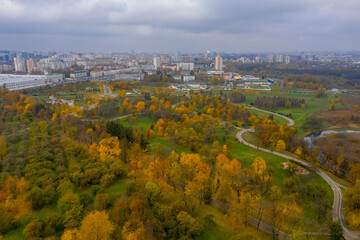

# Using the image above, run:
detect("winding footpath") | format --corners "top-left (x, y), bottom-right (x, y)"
top-left (236, 107), bottom-right (360, 240)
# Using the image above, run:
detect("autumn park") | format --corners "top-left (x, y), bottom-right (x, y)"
top-left (1, 77), bottom-right (360, 240)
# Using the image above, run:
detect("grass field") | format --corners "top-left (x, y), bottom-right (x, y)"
top-left (118, 116), bottom-right (156, 134)
top-left (241, 90), bottom-right (337, 136)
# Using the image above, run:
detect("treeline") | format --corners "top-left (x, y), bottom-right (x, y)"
top-left (225, 62), bottom-right (360, 89)
top-left (254, 96), bottom-right (306, 109)
top-left (230, 91), bottom-right (246, 103)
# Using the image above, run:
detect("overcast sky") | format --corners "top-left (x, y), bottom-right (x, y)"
top-left (1, 0), bottom-right (360, 53)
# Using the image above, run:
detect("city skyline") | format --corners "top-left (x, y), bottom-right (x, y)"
top-left (1, 0), bottom-right (360, 53)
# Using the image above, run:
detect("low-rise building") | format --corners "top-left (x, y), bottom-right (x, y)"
top-left (139, 64), bottom-right (155, 72)
top-left (115, 72), bottom-right (144, 81)
top-left (90, 71), bottom-right (103, 78)
top-left (173, 75), bottom-right (182, 81)
top-left (177, 62), bottom-right (194, 71)
top-left (70, 70), bottom-right (87, 78)
top-left (44, 73), bottom-right (65, 84)
top-left (183, 74), bottom-right (195, 82)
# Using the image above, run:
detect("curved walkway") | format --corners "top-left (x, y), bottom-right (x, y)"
top-left (236, 109), bottom-right (360, 240)
top-left (246, 105), bottom-right (295, 126)
top-left (81, 114), bottom-right (131, 122)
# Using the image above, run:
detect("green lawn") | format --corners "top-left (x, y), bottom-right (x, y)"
top-left (74, 99), bottom-right (87, 106)
top-left (105, 178), bottom-right (129, 197)
top-left (2, 205), bottom-right (59, 240)
top-left (230, 139), bottom-right (292, 190)
top-left (118, 116), bottom-right (156, 134)
top-left (194, 203), bottom-right (272, 240)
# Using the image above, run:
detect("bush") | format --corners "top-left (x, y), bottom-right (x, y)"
top-left (94, 193), bottom-right (110, 210)
top-left (23, 219), bottom-right (43, 239)
top-left (0, 206), bottom-right (17, 234)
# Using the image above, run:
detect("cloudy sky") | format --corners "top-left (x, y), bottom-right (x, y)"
top-left (0, 0), bottom-right (360, 53)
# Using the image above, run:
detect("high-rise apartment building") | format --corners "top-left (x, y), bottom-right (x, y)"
top-left (285, 55), bottom-right (291, 64)
top-left (275, 54), bottom-right (283, 63)
top-left (153, 57), bottom-right (161, 70)
top-left (26, 58), bottom-right (38, 73)
top-left (215, 55), bottom-right (223, 71)
top-left (14, 56), bottom-right (26, 72)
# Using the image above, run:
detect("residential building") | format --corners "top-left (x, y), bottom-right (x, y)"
top-left (90, 71), bottom-right (103, 78)
top-left (115, 72), bottom-right (144, 81)
top-left (153, 57), bottom-right (161, 70)
top-left (140, 64), bottom-right (155, 72)
top-left (177, 62), bottom-right (194, 71)
top-left (275, 54), bottom-right (283, 63)
top-left (0, 64), bottom-right (14, 72)
top-left (215, 55), bottom-right (223, 71)
top-left (161, 55), bottom-right (171, 64)
top-left (285, 55), bottom-right (291, 64)
top-left (70, 70), bottom-right (87, 78)
top-left (26, 59), bottom-right (38, 73)
top-left (267, 55), bottom-right (274, 63)
top-left (14, 56), bottom-right (26, 72)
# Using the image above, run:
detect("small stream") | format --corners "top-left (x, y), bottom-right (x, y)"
top-left (303, 130), bottom-right (360, 147)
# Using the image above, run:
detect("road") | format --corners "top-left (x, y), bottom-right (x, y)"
top-left (236, 108), bottom-right (360, 240)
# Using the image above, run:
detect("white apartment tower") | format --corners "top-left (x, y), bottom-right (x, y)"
top-left (285, 55), bottom-right (291, 64)
top-left (14, 56), bottom-right (27, 72)
top-left (215, 55), bottom-right (223, 71)
top-left (153, 57), bottom-right (161, 70)
top-left (275, 54), bottom-right (283, 63)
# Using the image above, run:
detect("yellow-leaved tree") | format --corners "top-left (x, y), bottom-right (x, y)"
top-left (98, 137), bottom-right (121, 161)
top-left (80, 211), bottom-right (114, 240)
top-left (0, 135), bottom-right (7, 159)
top-left (275, 139), bottom-right (286, 152)
top-left (136, 101), bottom-right (145, 112)
top-left (343, 180), bottom-right (360, 229)
top-left (252, 156), bottom-right (266, 177)
top-left (61, 229), bottom-right (82, 240)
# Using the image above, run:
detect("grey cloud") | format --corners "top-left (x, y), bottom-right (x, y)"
top-left (0, 0), bottom-right (360, 52)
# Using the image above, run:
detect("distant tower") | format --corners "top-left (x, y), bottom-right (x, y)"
top-left (285, 55), bottom-right (290, 64)
top-left (215, 55), bottom-right (223, 71)
top-left (153, 57), bottom-right (161, 70)
top-left (14, 56), bottom-right (26, 72)
top-left (275, 54), bottom-right (283, 63)
top-left (267, 55), bottom-right (274, 63)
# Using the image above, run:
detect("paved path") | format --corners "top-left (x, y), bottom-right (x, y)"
top-left (246, 106), bottom-right (295, 127)
top-left (81, 114), bottom-right (131, 122)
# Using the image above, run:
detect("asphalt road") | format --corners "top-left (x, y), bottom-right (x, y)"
top-left (235, 107), bottom-right (360, 240)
